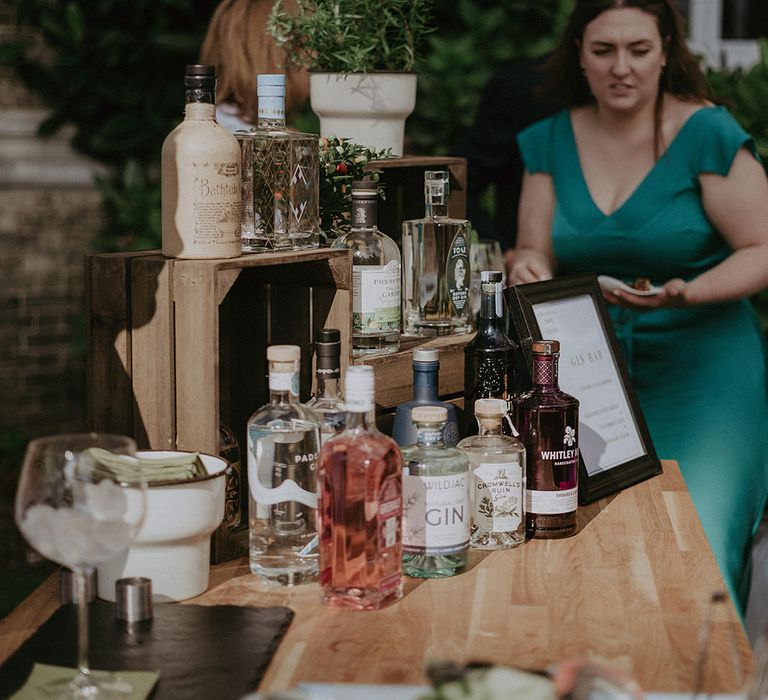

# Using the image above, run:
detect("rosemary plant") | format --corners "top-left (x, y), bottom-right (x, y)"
top-left (268, 0), bottom-right (434, 73)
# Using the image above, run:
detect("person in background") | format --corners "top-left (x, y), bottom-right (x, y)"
top-left (509, 0), bottom-right (768, 616)
top-left (199, 0), bottom-right (309, 132)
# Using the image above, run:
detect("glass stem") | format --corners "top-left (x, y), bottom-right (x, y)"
top-left (76, 567), bottom-right (92, 681)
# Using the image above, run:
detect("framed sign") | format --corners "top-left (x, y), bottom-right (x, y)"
top-left (506, 274), bottom-right (662, 504)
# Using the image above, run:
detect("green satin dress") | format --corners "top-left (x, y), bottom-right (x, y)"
top-left (518, 106), bottom-right (768, 613)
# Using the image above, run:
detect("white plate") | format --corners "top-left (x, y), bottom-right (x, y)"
top-left (597, 275), bottom-right (663, 296)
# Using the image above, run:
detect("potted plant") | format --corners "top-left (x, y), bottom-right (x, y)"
top-left (268, 0), bottom-right (434, 156)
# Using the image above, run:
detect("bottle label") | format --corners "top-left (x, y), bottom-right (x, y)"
top-left (353, 262), bottom-right (401, 334)
top-left (473, 462), bottom-right (523, 533)
top-left (192, 160), bottom-right (242, 247)
top-left (446, 232), bottom-right (470, 314)
top-left (269, 370), bottom-right (299, 397)
top-left (377, 475), bottom-right (403, 594)
top-left (527, 486), bottom-right (578, 514)
top-left (402, 473), bottom-right (470, 555)
top-left (247, 426), bottom-right (319, 514)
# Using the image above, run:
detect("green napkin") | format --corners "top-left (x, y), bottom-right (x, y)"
top-left (10, 663), bottom-right (159, 699)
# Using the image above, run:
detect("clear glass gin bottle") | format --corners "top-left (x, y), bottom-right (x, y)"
top-left (247, 344), bottom-right (321, 584)
top-left (236, 74), bottom-right (319, 252)
top-left (401, 406), bottom-right (470, 578)
top-left (512, 340), bottom-right (579, 539)
top-left (402, 170), bottom-right (472, 336)
top-left (307, 328), bottom-right (345, 445)
top-left (332, 180), bottom-right (401, 356)
top-left (458, 399), bottom-right (526, 549)
top-left (318, 365), bottom-right (403, 610)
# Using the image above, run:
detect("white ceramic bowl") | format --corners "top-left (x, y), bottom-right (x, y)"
top-left (96, 450), bottom-right (228, 602)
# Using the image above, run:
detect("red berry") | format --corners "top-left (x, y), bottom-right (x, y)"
top-left (336, 162), bottom-right (349, 175)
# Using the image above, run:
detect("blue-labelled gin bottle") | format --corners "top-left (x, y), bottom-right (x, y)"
top-left (392, 348), bottom-right (460, 447)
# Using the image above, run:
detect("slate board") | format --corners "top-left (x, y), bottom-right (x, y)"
top-left (0, 601), bottom-right (294, 699)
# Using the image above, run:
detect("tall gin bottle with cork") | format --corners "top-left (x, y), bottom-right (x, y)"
top-left (236, 74), bottom-right (319, 252)
top-left (161, 64), bottom-right (241, 259)
top-left (318, 366), bottom-right (403, 609)
top-left (247, 345), bottom-right (321, 584)
top-left (402, 170), bottom-right (472, 336)
top-left (333, 181), bottom-right (401, 356)
top-left (512, 340), bottom-right (579, 539)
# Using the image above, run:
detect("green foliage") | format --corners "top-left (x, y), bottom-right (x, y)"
top-left (409, 0), bottom-right (573, 155)
top-left (268, 0), bottom-right (434, 73)
top-left (707, 39), bottom-right (768, 163)
top-left (318, 136), bottom-right (394, 238)
top-left (3, 0), bottom-right (220, 250)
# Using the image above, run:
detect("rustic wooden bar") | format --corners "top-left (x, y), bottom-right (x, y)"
top-left (0, 461), bottom-right (752, 694)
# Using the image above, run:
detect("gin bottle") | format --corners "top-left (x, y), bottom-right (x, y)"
top-left (392, 348), bottom-right (460, 447)
top-left (161, 64), bottom-right (241, 259)
top-left (457, 399), bottom-right (526, 549)
top-left (401, 406), bottom-right (470, 578)
top-left (307, 328), bottom-right (345, 445)
top-left (463, 275), bottom-right (518, 436)
top-left (247, 345), bottom-right (321, 584)
top-left (332, 180), bottom-right (401, 356)
top-left (512, 340), bottom-right (579, 539)
top-left (318, 365), bottom-right (403, 610)
top-left (236, 74), bottom-right (319, 252)
top-left (402, 170), bottom-right (472, 336)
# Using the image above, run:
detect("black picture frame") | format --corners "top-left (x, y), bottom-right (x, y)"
top-left (506, 273), bottom-right (662, 504)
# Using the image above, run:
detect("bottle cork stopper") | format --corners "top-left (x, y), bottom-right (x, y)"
top-left (412, 406), bottom-right (448, 423)
top-left (413, 348), bottom-right (439, 363)
top-left (267, 345), bottom-right (300, 362)
top-left (474, 398), bottom-right (507, 417)
top-left (531, 339), bottom-right (560, 354)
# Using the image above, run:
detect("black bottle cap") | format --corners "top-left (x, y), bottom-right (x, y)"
top-left (186, 64), bottom-right (215, 77)
top-left (315, 328), bottom-right (341, 376)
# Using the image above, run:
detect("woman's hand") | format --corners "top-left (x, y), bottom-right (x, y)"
top-left (603, 278), bottom-right (688, 308)
top-left (508, 252), bottom-right (554, 285)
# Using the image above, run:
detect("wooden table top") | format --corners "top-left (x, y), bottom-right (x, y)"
top-left (0, 460), bottom-right (753, 694)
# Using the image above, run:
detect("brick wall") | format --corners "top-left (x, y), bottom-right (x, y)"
top-left (0, 2), bottom-right (105, 440)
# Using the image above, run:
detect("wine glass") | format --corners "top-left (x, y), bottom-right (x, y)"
top-left (15, 433), bottom-right (146, 699)
top-left (469, 238), bottom-right (506, 318)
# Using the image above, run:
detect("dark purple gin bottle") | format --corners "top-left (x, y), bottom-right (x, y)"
top-left (512, 340), bottom-right (579, 539)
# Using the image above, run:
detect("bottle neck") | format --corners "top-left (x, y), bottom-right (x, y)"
top-left (532, 353), bottom-right (559, 392)
top-left (316, 375), bottom-right (341, 399)
top-left (345, 408), bottom-right (377, 430)
top-left (268, 365), bottom-right (299, 403)
top-left (351, 196), bottom-right (377, 230)
top-left (477, 417), bottom-right (504, 436)
top-left (257, 94), bottom-right (286, 127)
top-left (185, 102), bottom-right (216, 120)
top-left (477, 287), bottom-right (504, 333)
top-left (425, 200), bottom-right (448, 218)
top-left (413, 362), bottom-right (439, 402)
top-left (416, 424), bottom-right (445, 448)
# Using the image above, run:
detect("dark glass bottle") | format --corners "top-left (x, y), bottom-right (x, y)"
top-left (463, 275), bottom-right (518, 436)
top-left (392, 348), bottom-right (460, 447)
top-left (512, 340), bottom-right (579, 539)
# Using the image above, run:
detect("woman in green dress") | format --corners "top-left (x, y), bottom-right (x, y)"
top-left (510, 0), bottom-right (768, 615)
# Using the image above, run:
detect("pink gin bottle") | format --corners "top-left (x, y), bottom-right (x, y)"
top-left (318, 365), bottom-right (403, 610)
top-left (512, 340), bottom-right (579, 539)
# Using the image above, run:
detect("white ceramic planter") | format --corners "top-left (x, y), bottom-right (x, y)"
top-left (96, 451), bottom-right (228, 603)
top-left (309, 72), bottom-right (417, 156)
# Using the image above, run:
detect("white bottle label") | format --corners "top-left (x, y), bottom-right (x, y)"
top-left (353, 261), bottom-right (401, 334)
top-left (402, 473), bottom-right (470, 555)
top-left (473, 462), bottom-right (523, 533)
top-left (526, 487), bottom-right (578, 515)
